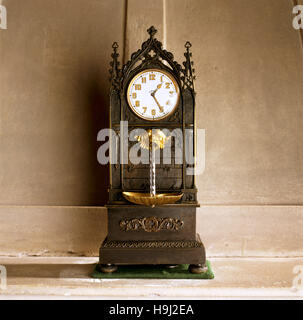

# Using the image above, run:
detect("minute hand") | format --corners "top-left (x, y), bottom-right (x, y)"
top-left (151, 83), bottom-right (163, 111)
top-left (151, 92), bottom-right (163, 112)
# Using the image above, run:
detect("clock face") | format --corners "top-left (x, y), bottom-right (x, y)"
top-left (127, 69), bottom-right (180, 121)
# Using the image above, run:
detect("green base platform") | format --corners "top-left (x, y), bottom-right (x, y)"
top-left (91, 261), bottom-right (214, 279)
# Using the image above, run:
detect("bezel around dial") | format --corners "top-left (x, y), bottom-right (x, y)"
top-left (126, 68), bottom-right (180, 121)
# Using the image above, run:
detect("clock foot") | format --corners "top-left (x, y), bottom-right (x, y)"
top-left (98, 264), bottom-right (118, 273)
top-left (165, 264), bottom-right (178, 269)
top-left (189, 264), bottom-right (208, 274)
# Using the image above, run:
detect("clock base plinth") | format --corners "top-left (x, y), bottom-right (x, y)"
top-left (98, 234), bottom-right (206, 274)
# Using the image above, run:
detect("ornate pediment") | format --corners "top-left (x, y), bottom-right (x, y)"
top-left (109, 26), bottom-right (196, 93)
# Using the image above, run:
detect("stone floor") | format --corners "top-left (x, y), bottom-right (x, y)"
top-left (0, 257), bottom-right (303, 299)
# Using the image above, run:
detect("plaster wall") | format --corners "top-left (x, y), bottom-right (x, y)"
top-left (0, 0), bottom-right (302, 256)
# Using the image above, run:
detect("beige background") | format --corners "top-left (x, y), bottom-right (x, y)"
top-left (0, 0), bottom-right (302, 256)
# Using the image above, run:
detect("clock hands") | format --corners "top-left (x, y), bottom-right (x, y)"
top-left (151, 94), bottom-right (163, 112)
top-left (151, 83), bottom-right (162, 95)
top-left (151, 83), bottom-right (164, 112)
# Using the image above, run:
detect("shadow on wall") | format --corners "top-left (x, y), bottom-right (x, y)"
top-left (76, 65), bottom-right (110, 206)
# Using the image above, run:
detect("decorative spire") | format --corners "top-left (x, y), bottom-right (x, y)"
top-left (147, 26), bottom-right (157, 38)
top-left (182, 41), bottom-right (196, 91)
top-left (185, 41), bottom-right (192, 50)
top-left (109, 42), bottom-right (120, 91)
top-left (121, 26), bottom-right (182, 87)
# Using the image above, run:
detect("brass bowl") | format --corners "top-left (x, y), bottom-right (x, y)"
top-left (123, 192), bottom-right (183, 207)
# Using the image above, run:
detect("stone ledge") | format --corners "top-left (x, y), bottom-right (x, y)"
top-left (0, 257), bottom-right (302, 299)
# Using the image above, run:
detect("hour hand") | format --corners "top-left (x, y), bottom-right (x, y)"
top-left (151, 83), bottom-right (162, 96)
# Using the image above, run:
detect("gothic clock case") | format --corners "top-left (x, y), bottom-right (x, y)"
top-left (98, 26), bottom-right (206, 274)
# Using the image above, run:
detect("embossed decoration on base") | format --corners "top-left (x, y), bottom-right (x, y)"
top-left (119, 216), bottom-right (184, 232)
top-left (102, 239), bottom-right (202, 249)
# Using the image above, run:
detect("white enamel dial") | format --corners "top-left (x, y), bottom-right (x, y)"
top-left (127, 69), bottom-right (180, 121)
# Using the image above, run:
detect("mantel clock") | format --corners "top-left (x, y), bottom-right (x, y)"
top-left (98, 26), bottom-right (207, 274)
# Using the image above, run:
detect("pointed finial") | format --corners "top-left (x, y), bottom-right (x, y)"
top-left (185, 41), bottom-right (192, 49)
top-left (147, 26), bottom-right (157, 38)
top-left (182, 41), bottom-right (195, 91)
top-left (109, 42), bottom-right (120, 91)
